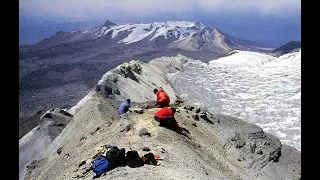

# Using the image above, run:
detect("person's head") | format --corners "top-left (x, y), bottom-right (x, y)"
top-left (170, 107), bottom-right (176, 113)
top-left (153, 89), bottom-right (158, 94)
top-left (126, 99), bottom-right (131, 104)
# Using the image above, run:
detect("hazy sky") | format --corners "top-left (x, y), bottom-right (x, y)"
top-left (19, 0), bottom-right (301, 46)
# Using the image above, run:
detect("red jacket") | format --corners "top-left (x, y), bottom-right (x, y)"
top-left (154, 107), bottom-right (181, 133)
top-left (155, 88), bottom-right (170, 106)
top-left (154, 107), bottom-right (174, 119)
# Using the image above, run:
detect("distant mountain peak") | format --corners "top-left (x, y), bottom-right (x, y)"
top-left (194, 21), bottom-right (206, 28)
top-left (271, 41), bottom-right (301, 55)
top-left (103, 20), bottom-right (117, 27)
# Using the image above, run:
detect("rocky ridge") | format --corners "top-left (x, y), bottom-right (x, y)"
top-left (20, 55), bottom-right (300, 180)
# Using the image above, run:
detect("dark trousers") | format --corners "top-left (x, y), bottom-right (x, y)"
top-left (155, 102), bottom-right (170, 108)
top-left (154, 116), bottom-right (181, 133)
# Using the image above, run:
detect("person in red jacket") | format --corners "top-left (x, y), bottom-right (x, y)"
top-left (154, 107), bottom-right (181, 133)
top-left (153, 88), bottom-right (170, 108)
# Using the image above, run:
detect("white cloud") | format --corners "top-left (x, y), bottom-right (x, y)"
top-left (19, 0), bottom-right (301, 19)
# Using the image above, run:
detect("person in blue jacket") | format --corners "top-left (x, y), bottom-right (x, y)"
top-left (118, 99), bottom-right (131, 115)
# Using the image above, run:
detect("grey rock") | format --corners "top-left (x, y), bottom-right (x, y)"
top-left (142, 147), bottom-right (150, 151)
top-left (42, 113), bottom-right (52, 119)
top-left (199, 113), bottom-right (214, 124)
top-left (269, 147), bottom-right (281, 162)
top-left (139, 128), bottom-right (150, 137)
top-left (90, 127), bottom-right (100, 135)
top-left (133, 108), bottom-right (144, 114)
top-left (250, 142), bottom-right (257, 154)
top-left (184, 105), bottom-right (194, 111)
top-left (120, 123), bottom-right (132, 132)
top-left (235, 140), bottom-right (246, 148)
top-left (26, 160), bottom-right (40, 170)
top-left (256, 149), bottom-right (263, 154)
top-left (56, 147), bottom-right (62, 155)
top-left (192, 114), bottom-right (199, 121)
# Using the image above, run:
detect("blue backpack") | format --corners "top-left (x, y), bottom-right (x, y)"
top-left (91, 156), bottom-right (109, 176)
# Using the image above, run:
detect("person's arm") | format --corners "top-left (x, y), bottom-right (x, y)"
top-left (124, 104), bottom-right (130, 112)
top-left (154, 96), bottom-right (161, 106)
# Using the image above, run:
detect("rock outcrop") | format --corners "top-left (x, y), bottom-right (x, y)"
top-left (92, 55), bottom-right (189, 104)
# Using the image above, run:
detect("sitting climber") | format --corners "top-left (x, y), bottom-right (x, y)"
top-left (153, 87), bottom-right (170, 108)
top-left (154, 107), bottom-right (182, 133)
top-left (118, 99), bottom-right (131, 115)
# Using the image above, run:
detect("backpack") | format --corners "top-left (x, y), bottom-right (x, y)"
top-left (125, 150), bottom-right (144, 168)
top-left (91, 156), bottom-right (109, 176)
top-left (142, 152), bottom-right (157, 165)
top-left (105, 146), bottom-right (126, 170)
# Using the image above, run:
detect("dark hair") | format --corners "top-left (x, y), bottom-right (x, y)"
top-left (126, 99), bottom-right (131, 103)
top-left (171, 108), bottom-right (176, 113)
top-left (153, 89), bottom-right (158, 94)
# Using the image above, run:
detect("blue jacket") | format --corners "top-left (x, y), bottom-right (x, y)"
top-left (118, 101), bottom-right (131, 115)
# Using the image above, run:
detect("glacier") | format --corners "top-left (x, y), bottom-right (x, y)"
top-left (84, 21), bottom-right (206, 44)
top-left (167, 50), bottom-right (301, 151)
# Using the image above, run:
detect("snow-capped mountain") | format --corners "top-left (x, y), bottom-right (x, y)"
top-left (167, 49), bottom-right (301, 151)
top-left (23, 20), bottom-right (269, 53)
top-left (89, 21), bottom-right (206, 44)
top-left (85, 21), bottom-right (257, 52)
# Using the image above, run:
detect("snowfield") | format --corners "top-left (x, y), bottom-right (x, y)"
top-left (85, 21), bottom-right (206, 44)
top-left (168, 50), bottom-right (301, 151)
